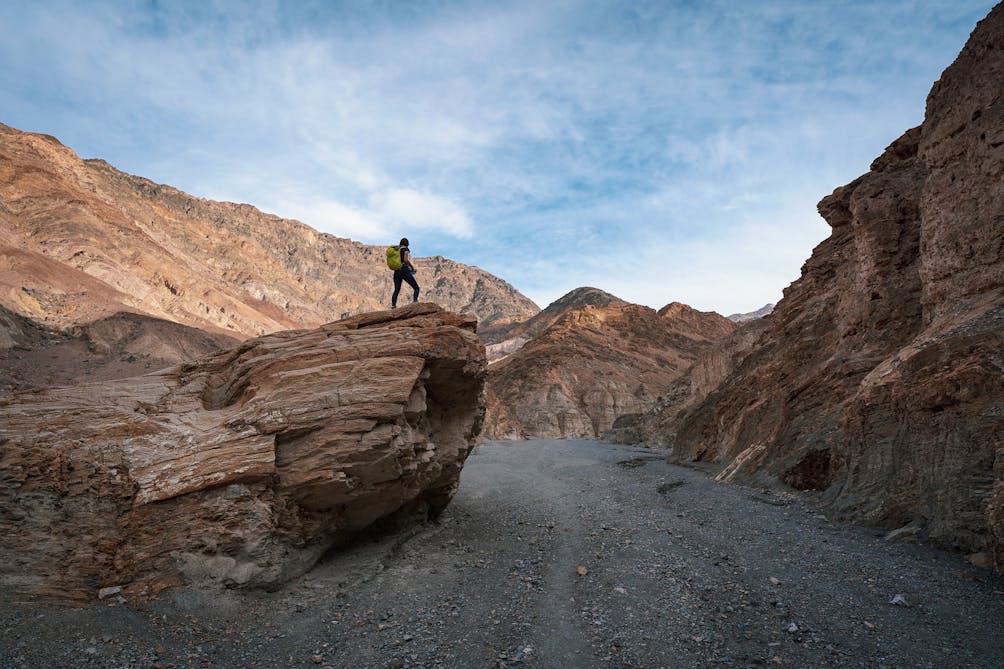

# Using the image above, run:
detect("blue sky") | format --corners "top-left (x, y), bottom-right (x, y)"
top-left (1, 1), bottom-right (996, 314)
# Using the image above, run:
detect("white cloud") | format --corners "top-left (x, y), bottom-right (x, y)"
top-left (250, 183), bottom-right (473, 245)
top-left (259, 192), bottom-right (391, 243)
top-left (516, 190), bottom-right (832, 315)
top-left (374, 188), bottom-right (474, 239)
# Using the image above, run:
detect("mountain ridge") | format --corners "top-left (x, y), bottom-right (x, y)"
top-left (0, 122), bottom-right (539, 338)
top-left (482, 286), bottom-right (625, 362)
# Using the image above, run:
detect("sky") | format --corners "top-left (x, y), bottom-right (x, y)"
top-left (0, 1), bottom-right (997, 315)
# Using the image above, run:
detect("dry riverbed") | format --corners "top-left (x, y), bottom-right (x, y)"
top-left (2, 439), bottom-right (1003, 668)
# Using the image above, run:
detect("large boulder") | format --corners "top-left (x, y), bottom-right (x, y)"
top-left (0, 303), bottom-right (486, 602)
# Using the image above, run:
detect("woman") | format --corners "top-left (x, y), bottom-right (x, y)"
top-left (391, 237), bottom-right (420, 308)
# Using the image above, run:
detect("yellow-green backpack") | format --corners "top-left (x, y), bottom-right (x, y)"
top-left (386, 245), bottom-right (403, 270)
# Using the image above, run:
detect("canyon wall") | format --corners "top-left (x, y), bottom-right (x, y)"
top-left (648, 6), bottom-right (1004, 570)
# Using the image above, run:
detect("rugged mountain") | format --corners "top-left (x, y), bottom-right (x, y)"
top-left (0, 123), bottom-right (538, 338)
top-left (480, 286), bottom-right (624, 361)
top-left (727, 303), bottom-right (775, 322)
top-left (0, 304), bottom-right (485, 603)
top-left (483, 293), bottom-right (735, 439)
top-left (642, 5), bottom-right (1004, 572)
top-left (0, 305), bottom-right (237, 395)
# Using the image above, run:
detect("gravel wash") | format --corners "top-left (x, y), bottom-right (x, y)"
top-left (2, 439), bottom-right (1003, 668)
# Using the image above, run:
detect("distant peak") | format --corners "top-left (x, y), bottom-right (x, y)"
top-left (547, 287), bottom-right (625, 311)
top-left (727, 303), bottom-right (775, 322)
top-left (657, 301), bottom-right (689, 317)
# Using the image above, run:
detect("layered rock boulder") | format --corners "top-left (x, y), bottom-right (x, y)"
top-left (0, 304), bottom-right (486, 602)
top-left (483, 293), bottom-right (735, 439)
top-left (647, 5), bottom-right (1004, 571)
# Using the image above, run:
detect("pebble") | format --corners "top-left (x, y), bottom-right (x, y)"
top-left (97, 586), bottom-right (122, 600)
top-left (890, 594), bottom-right (910, 607)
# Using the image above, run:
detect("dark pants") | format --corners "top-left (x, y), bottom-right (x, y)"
top-left (392, 268), bottom-right (420, 307)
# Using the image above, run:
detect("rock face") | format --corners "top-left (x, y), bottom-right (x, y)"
top-left (483, 292), bottom-right (735, 439)
top-left (605, 317), bottom-right (771, 446)
top-left (647, 5), bottom-right (1004, 571)
top-left (0, 124), bottom-right (539, 337)
top-left (0, 304), bottom-right (486, 602)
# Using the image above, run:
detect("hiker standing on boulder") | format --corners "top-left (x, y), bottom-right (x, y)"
top-left (388, 237), bottom-right (420, 308)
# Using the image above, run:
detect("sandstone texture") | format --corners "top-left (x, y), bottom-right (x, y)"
top-left (483, 290), bottom-right (735, 439)
top-left (0, 304), bottom-right (486, 602)
top-left (645, 6), bottom-right (1004, 571)
top-left (0, 124), bottom-right (538, 338)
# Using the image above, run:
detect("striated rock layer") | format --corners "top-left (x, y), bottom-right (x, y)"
top-left (483, 292), bottom-right (735, 439)
top-left (0, 124), bottom-right (538, 337)
top-left (0, 304), bottom-right (486, 602)
top-left (605, 317), bottom-right (771, 447)
top-left (646, 5), bottom-right (1004, 571)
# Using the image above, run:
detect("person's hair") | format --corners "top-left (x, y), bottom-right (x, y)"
top-left (399, 237), bottom-right (409, 247)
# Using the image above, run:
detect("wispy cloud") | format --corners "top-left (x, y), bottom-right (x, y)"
top-left (377, 188), bottom-right (473, 239)
top-left (0, 0), bottom-right (996, 314)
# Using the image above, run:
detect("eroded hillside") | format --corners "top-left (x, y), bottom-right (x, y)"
top-left (0, 124), bottom-right (538, 338)
top-left (484, 292), bottom-right (736, 439)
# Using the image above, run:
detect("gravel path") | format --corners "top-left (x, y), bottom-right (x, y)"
top-left (2, 439), bottom-right (1003, 668)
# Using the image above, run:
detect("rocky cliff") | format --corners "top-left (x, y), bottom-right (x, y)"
top-left (483, 293), bottom-right (735, 439)
top-left (647, 5), bottom-right (1004, 571)
top-left (604, 316), bottom-right (771, 446)
top-left (0, 304), bottom-right (486, 602)
top-left (0, 124), bottom-right (538, 338)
